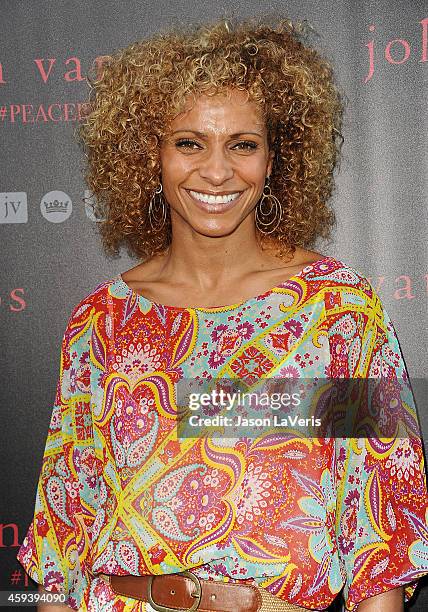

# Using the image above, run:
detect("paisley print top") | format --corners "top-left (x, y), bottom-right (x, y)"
top-left (16, 256), bottom-right (428, 611)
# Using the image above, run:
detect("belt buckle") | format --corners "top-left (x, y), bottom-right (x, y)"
top-left (147, 570), bottom-right (202, 612)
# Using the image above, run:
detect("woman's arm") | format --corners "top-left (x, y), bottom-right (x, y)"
top-left (356, 586), bottom-right (404, 611)
top-left (15, 303), bottom-right (98, 611)
top-left (37, 583), bottom-right (71, 611)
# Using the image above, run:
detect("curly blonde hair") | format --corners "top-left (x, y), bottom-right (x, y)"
top-left (78, 15), bottom-right (344, 261)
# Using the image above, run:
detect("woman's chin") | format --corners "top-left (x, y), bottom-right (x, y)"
top-left (187, 219), bottom-right (244, 238)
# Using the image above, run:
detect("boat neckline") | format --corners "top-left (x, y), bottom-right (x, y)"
top-left (114, 255), bottom-right (334, 312)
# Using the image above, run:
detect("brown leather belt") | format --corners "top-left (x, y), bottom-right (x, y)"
top-left (97, 570), bottom-right (307, 612)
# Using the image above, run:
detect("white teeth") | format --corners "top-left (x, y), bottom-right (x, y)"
top-left (189, 190), bottom-right (241, 204)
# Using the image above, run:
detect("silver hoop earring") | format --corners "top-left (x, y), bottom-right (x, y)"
top-left (148, 183), bottom-right (167, 231)
top-left (254, 177), bottom-right (283, 235)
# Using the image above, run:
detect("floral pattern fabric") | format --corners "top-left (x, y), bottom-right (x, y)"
top-left (16, 256), bottom-right (428, 610)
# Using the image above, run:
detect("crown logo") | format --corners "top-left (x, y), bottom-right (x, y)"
top-left (44, 199), bottom-right (69, 213)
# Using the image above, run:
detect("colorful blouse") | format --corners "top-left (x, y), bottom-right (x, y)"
top-left (16, 256), bottom-right (428, 611)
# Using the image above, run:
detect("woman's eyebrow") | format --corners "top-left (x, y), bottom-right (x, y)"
top-left (170, 129), bottom-right (264, 138)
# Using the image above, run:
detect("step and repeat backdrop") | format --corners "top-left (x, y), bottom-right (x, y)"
top-left (1, 0), bottom-right (427, 610)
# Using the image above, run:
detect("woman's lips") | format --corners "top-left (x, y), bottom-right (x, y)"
top-left (185, 189), bottom-right (245, 213)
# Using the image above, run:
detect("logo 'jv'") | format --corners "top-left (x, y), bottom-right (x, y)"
top-left (0, 192), bottom-right (28, 223)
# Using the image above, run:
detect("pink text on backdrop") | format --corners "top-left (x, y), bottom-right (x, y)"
top-left (0, 523), bottom-right (20, 548)
top-left (0, 55), bottom-right (111, 85)
top-left (364, 18), bottom-right (428, 83)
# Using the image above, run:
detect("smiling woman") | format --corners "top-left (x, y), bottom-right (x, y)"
top-left (16, 14), bottom-right (428, 612)
top-left (76, 15), bottom-right (342, 266)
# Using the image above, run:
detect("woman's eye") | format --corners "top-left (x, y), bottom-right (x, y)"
top-left (175, 139), bottom-right (201, 149)
top-left (233, 141), bottom-right (258, 151)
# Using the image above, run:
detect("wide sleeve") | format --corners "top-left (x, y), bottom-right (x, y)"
top-left (16, 302), bottom-right (100, 611)
top-left (324, 280), bottom-right (428, 610)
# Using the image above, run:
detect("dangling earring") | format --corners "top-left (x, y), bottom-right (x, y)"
top-left (148, 183), bottom-right (167, 231)
top-left (254, 177), bottom-right (282, 234)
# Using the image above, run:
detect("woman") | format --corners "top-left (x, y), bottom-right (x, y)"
top-left (17, 16), bottom-right (428, 612)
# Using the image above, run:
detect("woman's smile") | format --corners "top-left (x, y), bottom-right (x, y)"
top-left (185, 188), bottom-right (246, 213)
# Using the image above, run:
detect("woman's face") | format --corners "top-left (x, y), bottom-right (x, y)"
top-left (159, 89), bottom-right (274, 238)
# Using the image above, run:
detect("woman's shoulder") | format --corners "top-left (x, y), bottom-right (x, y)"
top-left (310, 257), bottom-right (393, 339)
top-left (307, 255), bottom-right (376, 295)
top-left (64, 275), bottom-right (119, 326)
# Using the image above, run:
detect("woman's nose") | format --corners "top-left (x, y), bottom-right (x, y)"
top-left (197, 146), bottom-right (234, 185)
